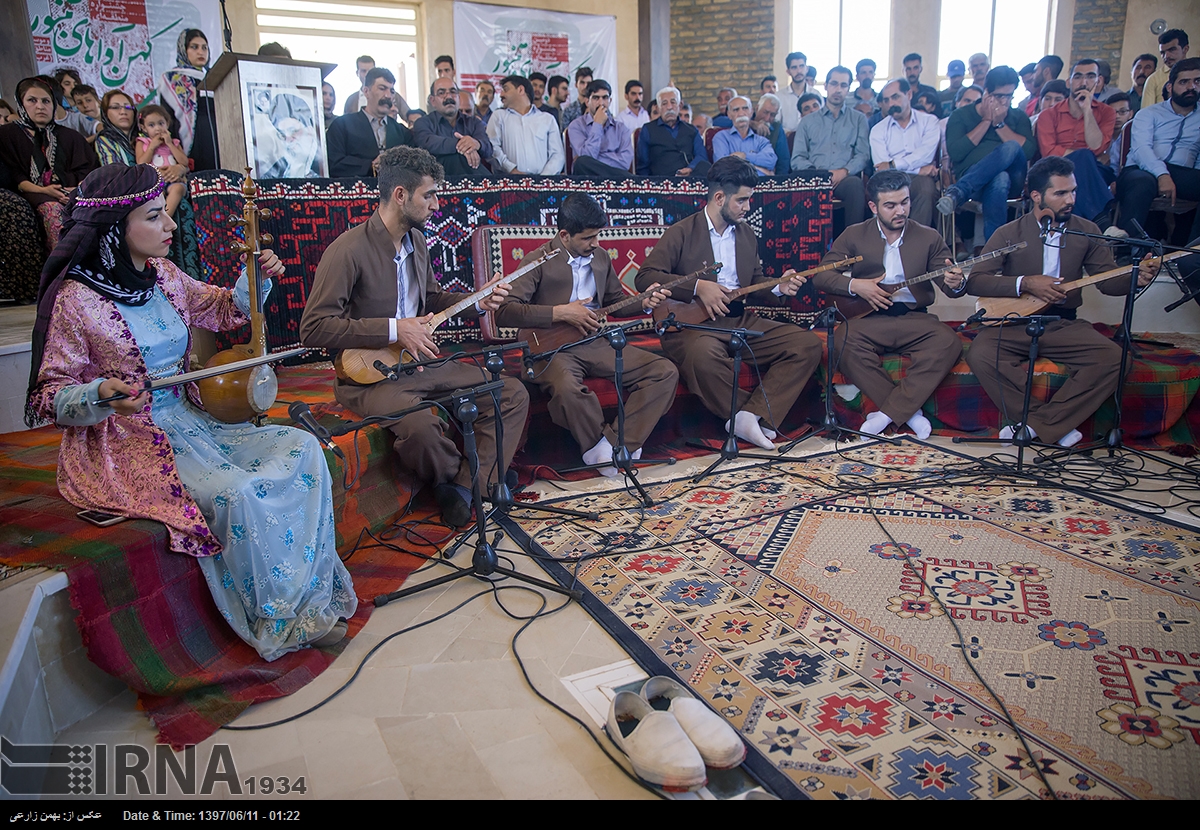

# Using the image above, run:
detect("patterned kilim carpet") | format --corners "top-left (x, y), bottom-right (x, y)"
top-left (502, 441), bottom-right (1200, 800)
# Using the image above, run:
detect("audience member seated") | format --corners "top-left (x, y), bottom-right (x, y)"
top-left (760, 76), bottom-right (778, 96)
top-left (870, 79), bottom-right (941, 226)
top-left (791, 66), bottom-right (870, 232)
top-left (413, 76), bottom-right (492, 177)
top-left (52, 70), bottom-right (94, 141)
top-left (1128, 53), bottom-right (1158, 114)
top-left (474, 80), bottom-right (496, 126)
top-left (1104, 92), bottom-right (1134, 179)
top-left (0, 161), bottom-right (45, 303)
top-left (1023, 55), bottom-right (1065, 116)
top-left (851, 59), bottom-right (881, 121)
top-left (712, 88), bottom-right (736, 128)
top-left (93, 90), bottom-right (139, 166)
top-left (567, 80), bottom-right (633, 177)
top-left (0, 76), bottom-right (95, 252)
top-left (62, 82), bottom-right (100, 143)
top-left (750, 93), bottom-right (790, 176)
top-left (940, 60), bottom-right (966, 116)
top-left (636, 86), bottom-right (710, 177)
top-left (1143, 29), bottom-right (1189, 110)
top-left (326, 67), bottom-right (415, 177)
top-left (712, 96), bottom-right (776, 176)
top-left (902, 53), bottom-right (940, 105)
top-left (1035, 59), bottom-right (1117, 223)
top-left (913, 89), bottom-right (942, 117)
top-left (1031, 79), bottom-right (1068, 130)
top-left (1094, 60), bottom-right (1120, 102)
top-left (968, 53), bottom-right (990, 88)
top-left (779, 51), bottom-right (810, 132)
top-left (322, 81), bottom-right (338, 129)
top-left (530, 72), bottom-right (548, 106)
top-left (158, 29), bottom-right (219, 171)
top-left (0, 100), bottom-right (16, 125)
top-left (487, 74), bottom-right (565, 175)
top-left (342, 55), bottom-right (375, 115)
top-left (562, 67), bottom-right (593, 129)
top-left (1016, 62), bottom-right (1039, 113)
top-left (136, 105), bottom-right (189, 217)
top-left (617, 80), bottom-right (651, 132)
top-left (938, 65), bottom-right (1036, 242)
top-left (1116, 58), bottom-right (1200, 242)
top-left (430, 55), bottom-right (462, 115)
top-left (798, 93), bottom-right (823, 118)
top-left (543, 75), bottom-right (569, 128)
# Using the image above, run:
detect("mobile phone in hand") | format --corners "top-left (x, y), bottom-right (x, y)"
top-left (77, 509), bottom-right (127, 527)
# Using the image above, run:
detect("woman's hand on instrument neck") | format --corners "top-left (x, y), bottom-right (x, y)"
top-left (241, 248), bottom-right (285, 279)
top-left (97, 378), bottom-right (149, 416)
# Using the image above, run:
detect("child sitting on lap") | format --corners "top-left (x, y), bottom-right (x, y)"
top-left (136, 105), bottom-right (189, 215)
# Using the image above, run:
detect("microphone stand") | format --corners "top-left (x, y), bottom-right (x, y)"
top-left (775, 306), bottom-right (898, 455)
top-left (952, 314), bottom-right (1063, 474)
top-left (659, 316), bottom-right (780, 483)
top-left (1031, 226), bottom-right (1200, 476)
top-left (372, 342), bottom-right (598, 564)
top-left (373, 380), bottom-right (582, 608)
top-left (528, 319), bottom-right (674, 507)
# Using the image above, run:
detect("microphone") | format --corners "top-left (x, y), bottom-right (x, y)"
top-left (289, 401), bottom-right (344, 459)
top-left (655, 312), bottom-right (677, 336)
top-left (522, 344), bottom-right (536, 381)
top-left (1128, 219), bottom-right (1149, 240)
top-left (956, 307), bottom-right (987, 331)
top-left (1038, 214), bottom-right (1053, 238)
top-left (373, 360), bottom-right (398, 381)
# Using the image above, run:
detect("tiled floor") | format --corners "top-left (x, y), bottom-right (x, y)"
top-left (43, 434), bottom-right (1200, 799)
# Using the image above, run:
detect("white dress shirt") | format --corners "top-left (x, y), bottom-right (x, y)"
top-left (705, 210), bottom-right (740, 290)
top-left (869, 109), bottom-right (940, 173)
top-left (878, 219), bottom-right (917, 304)
top-left (486, 106), bottom-right (565, 174)
top-left (387, 233), bottom-right (422, 343)
top-left (1013, 226), bottom-right (1063, 297)
top-left (568, 253), bottom-right (598, 307)
top-left (616, 106), bottom-right (651, 133)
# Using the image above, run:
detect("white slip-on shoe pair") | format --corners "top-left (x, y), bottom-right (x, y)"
top-left (606, 676), bottom-right (747, 791)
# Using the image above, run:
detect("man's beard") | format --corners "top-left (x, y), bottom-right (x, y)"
top-left (1171, 89), bottom-right (1199, 108)
top-left (880, 213), bottom-right (906, 231)
top-left (720, 202), bottom-right (744, 227)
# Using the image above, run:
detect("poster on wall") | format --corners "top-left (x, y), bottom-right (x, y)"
top-left (453, 1), bottom-right (617, 97)
top-left (27, 0), bottom-right (223, 105)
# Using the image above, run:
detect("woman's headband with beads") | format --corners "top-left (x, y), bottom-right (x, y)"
top-left (74, 175), bottom-right (167, 208)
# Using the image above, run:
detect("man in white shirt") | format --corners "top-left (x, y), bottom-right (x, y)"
top-left (616, 80), bottom-right (651, 132)
top-left (870, 79), bottom-right (942, 225)
top-left (486, 74), bottom-right (565, 175)
top-left (778, 51), bottom-right (809, 133)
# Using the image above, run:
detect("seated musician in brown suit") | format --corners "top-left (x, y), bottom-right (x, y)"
top-left (300, 146), bottom-right (529, 527)
top-left (495, 194), bottom-right (678, 473)
top-left (635, 157), bottom-right (823, 449)
top-left (966, 156), bottom-right (1158, 448)
top-left (814, 169), bottom-right (965, 440)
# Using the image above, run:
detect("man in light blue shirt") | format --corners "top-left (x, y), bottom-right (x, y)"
top-left (1115, 58), bottom-right (1200, 240)
top-left (791, 66), bottom-right (871, 230)
top-left (486, 74), bottom-right (565, 175)
top-left (712, 96), bottom-right (776, 176)
top-left (567, 80), bottom-right (633, 177)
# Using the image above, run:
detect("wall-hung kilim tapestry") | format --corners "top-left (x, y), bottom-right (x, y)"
top-left (188, 171), bottom-right (833, 354)
top-left (501, 441), bottom-right (1200, 800)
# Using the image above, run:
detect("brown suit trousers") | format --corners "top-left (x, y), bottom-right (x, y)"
top-left (965, 319), bottom-right (1124, 443)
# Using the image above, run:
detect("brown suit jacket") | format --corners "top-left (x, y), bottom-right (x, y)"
top-left (967, 212), bottom-right (1129, 309)
top-left (815, 218), bottom-right (956, 307)
top-left (494, 235), bottom-right (626, 329)
top-left (634, 209), bottom-right (781, 305)
top-left (300, 211), bottom-right (476, 351)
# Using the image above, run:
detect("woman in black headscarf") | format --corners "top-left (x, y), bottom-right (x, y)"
top-left (28, 163), bottom-right (356, 660)
top-left (0, 77), bottom-right (96, 250)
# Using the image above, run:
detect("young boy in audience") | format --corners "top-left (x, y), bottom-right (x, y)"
top-left (137, 105), bottom-right (189, 215)
top-left (71, 86), bottom-right (103, 143)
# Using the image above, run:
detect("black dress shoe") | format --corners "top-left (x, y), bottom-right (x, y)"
top-left (505, 469), bottom-right (520, 491)
top-left (435, 483), bottom-right (473, 527)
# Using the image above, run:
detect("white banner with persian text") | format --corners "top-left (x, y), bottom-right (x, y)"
top-left (27, 0), bottom-right (224, 105)
top-left (453, 1), bottom-right (616, 97)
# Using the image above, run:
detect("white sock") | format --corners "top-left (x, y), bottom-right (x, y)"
top-left (761, 425), bottom-right (777, 440)
top-left (905, 412), bottom-right (932, 440)
top-left (583, 436), bottom-right (618, 475)
top-left (1057, 429), bottom-right (1083, 448)
top-left (861, 411), bottom-right (893, 436)
top-left (725, 411), bottom-right (776, 450)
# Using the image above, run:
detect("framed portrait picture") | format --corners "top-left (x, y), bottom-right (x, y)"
top-left (245, 82), bottom-right (326, 178)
